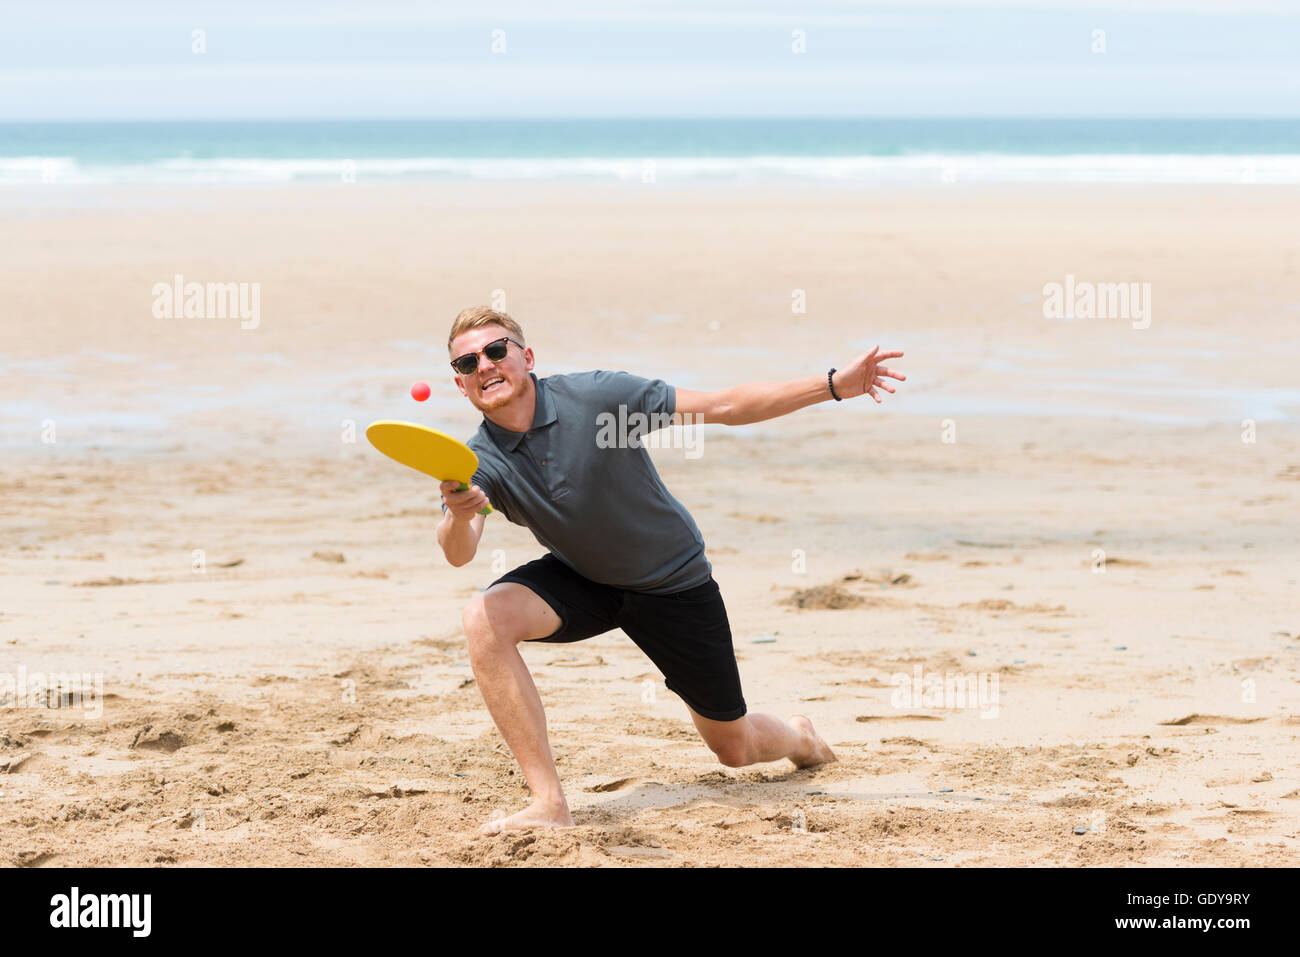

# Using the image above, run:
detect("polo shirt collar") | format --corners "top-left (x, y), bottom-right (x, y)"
top-left (482, 372), bottom-right (557, 451)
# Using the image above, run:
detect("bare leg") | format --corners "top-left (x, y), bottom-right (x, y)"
top-left (463, 583), bottom-right (575, 835)
top-left (688, 707), bottom-right (837, 769)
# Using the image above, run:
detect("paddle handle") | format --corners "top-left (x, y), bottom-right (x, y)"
top-left (458, 482), bottom-right (493, 516)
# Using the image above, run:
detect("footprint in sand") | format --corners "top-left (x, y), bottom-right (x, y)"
top-left (73, 576), bottom-right (161, 587)
top-left (1158, 714), bottom-right (1266, 726)
top-left (130, 725), bottom-right (188, 753)
top-left (781, 583), bottom-right (865, 610)
top-left (856, 714), bottom-right (944, 723)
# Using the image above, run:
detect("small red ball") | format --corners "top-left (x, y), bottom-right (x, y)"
top-left (410, 381), bottom-right (431, 402)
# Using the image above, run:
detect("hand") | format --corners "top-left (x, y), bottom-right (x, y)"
top-left (440, 479), bottom-right (490, 520)
top-left (833, 345), bottom-right (906, 404)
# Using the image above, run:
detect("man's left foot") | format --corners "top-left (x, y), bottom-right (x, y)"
top-left (789, 714), bottom-right (838, 768)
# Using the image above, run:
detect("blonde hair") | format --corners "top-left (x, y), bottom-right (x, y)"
top-left (447, 306), bottom-right (525, 352)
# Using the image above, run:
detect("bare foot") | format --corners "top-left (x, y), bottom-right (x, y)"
top-left (789, 714), bottom-right (838, 769)
top-left (480, 799), bottom-right (574, 836)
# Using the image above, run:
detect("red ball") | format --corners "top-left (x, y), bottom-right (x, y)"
top-left (410, 381), bottom-right (431, 402)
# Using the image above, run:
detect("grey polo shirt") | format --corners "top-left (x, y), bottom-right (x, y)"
top-left (457, 370), bottom-right (711, 595)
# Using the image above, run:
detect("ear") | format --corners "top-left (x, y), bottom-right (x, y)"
top-left (453, 374), bottom-right (469, 397)
top-left (522, 347), bottom-right (535, 371)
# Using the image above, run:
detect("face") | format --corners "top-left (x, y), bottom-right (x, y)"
top-left (450, 325), bottom-right (534, 412)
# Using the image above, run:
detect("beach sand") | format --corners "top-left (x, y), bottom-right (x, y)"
top-left (2, 183), bottom-right (1298, 866)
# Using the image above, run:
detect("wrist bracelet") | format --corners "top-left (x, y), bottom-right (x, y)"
top-left (827, 368), bottom-right (842, 401)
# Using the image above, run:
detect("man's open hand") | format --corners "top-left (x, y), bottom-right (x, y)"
top-left (832, 345), bottom-right (906, 404)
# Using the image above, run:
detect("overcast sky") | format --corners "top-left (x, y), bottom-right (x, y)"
top-left (3, 0), bottom-right (1298, 120)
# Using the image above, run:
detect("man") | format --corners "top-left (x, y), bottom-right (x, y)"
top-left (437, 306), bottom-right (905, 835)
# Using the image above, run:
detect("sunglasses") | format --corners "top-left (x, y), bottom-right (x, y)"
top-left (449, 336), bottom-right (524, 376)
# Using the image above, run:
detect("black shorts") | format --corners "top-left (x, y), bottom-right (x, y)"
top-left (492, 553), bottom-right (747, 722)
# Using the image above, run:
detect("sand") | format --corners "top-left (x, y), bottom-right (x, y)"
top-left (2, 183), bottom-right (1297, 866)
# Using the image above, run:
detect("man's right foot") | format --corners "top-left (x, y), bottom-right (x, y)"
top-left (480, 799), bottom-right (574, 836)
top-left (788, 714), bottom-right (838, 768)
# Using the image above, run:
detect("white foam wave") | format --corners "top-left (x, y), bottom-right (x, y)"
top-left (3, 153), bottom-right (1299, 185)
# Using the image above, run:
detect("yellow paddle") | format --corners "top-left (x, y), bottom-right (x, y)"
top-left (366, 420), bottom-right (492, 515)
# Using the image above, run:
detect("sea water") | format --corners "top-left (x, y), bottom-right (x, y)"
top-left (2, 118), bottom-right (1299, 186)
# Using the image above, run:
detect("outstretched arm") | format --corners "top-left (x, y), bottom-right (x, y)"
top-left (674, 346), bottom-right (905, 426)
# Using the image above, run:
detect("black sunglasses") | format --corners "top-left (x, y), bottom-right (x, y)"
top-left (449, 336), bottom-right (524, 375)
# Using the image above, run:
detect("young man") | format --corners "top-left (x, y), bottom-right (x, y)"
top-left (437, 306), bottom-right (905, 835)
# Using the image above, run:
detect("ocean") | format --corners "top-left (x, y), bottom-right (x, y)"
top-left (3, 118), bottom-right (1300, 186)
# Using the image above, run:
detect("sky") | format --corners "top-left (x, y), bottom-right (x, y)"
top-left (3, 0), bottom-right (1299, 120)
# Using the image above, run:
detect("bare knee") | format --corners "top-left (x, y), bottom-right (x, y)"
top-left (705, 725), bottom-right (751, 768)
top-left (461, 595), bottom-right (490, 639)
top-left (462, 595), bottom-right (514, 658)
top-left (462, 582), bottom-right (561, 655)
top-left (462, 587), bottom-right (550, 661)
top-left (715, 746), bottom-right (749, 768)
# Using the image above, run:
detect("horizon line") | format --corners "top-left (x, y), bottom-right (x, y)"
top-left (5, 114), bottom-right (1300, 124)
